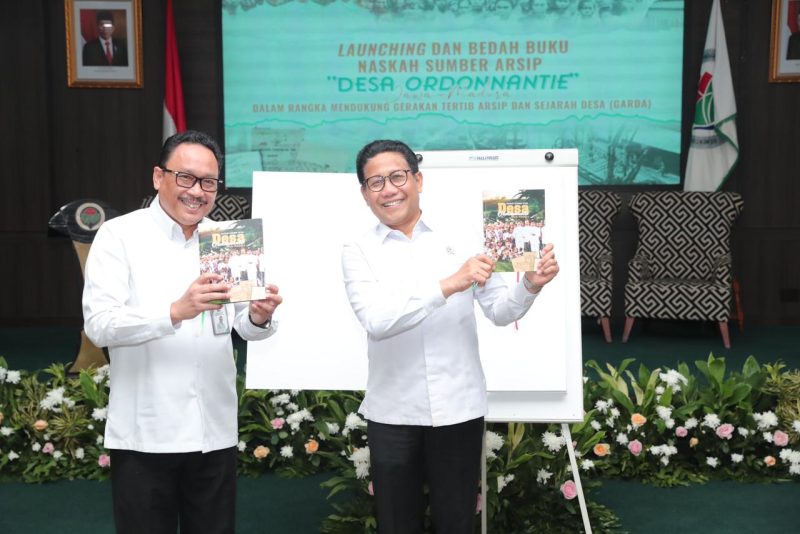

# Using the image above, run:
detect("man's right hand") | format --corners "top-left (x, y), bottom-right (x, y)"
top-left (440, 254), bottom-right (495, 298)
top-left (170, 273), bottom-right (231, 325)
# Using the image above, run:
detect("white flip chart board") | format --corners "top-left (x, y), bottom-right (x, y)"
top-left (247, 149), bottom-right (583, 422)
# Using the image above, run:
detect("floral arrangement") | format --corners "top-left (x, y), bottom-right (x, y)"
top-left (1, 354), bottom-right (798, 532)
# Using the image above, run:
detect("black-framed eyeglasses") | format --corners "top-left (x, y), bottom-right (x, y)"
top-left (363, 169), bottom-right (413, 192)
top-left (161, 167), bottom-right (223, 192)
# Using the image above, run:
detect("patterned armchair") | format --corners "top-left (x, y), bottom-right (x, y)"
top-left (141, 193), bottom-right (250, 221)
top-left (578, 190), bottom-right (621, 343)
top-left (622, 191), bottom-right (743, 348)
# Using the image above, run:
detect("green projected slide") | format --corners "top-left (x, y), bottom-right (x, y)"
top-left (222, 0), bottom-right (684, 187)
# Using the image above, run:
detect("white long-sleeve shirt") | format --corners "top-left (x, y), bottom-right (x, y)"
top-left (83, 197), bottom-right (276, 453)
top-left (342, 217), bottom-right (539, 427)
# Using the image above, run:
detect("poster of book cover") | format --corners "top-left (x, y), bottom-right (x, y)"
top-left (198, 219), bottom-right (266, 303)
top-left (483, 189), bottom-right (546, 273)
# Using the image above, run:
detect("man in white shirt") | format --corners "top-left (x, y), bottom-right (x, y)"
top-left (342, 140), bottom-right (559, 533)
top-left (83, 130), bottom-right (283, 534)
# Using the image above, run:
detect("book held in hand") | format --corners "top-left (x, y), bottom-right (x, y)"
top-left (199, 218), bottom-right (266, 303)
top-left (482, 189), bottom-right (547, 273)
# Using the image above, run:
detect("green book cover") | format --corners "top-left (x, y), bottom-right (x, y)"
top-left (483, 189), bottom-right (547, 273)
top-left (199, 218), bottom-right (266, 303)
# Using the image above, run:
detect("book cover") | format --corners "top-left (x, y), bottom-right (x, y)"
top-left (482, 189), bottom-right (547, 273)
top-left (199, 218), bottom-right (267, 303)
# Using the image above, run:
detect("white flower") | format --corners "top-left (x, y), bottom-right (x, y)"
top-left (0, 367), bottom-right (5, 380)
top-left (665, 419), bottom-right (675, 429)
top-left (583, 376), bottom-right (589, 383)
top-left (793, 421), bottom-right (800, 433)
top-left (763, 432), bottom-right (774, 443)
top-left (581, 459), bottom-right (595, 471)
top-left (497, 473), bottom-right (515, 493)
top-left (753, 411), bottom-right (778, 430)
top-left (702, 413), bottom-right (721, 429)
top-left (610, 407), bottom-right (620, 418)
top-left (31, 442), bottom-right (41, 452)
top-left (93, 365), bottom-right (110, 384)
top-left (5, 370), bottom-right (21, 384)
top-left (269, 393), bottom-right (291, 407)
top-left (7, 451), bottom-right (19, 461)
top-left (92, 407), bottom-right (108, 421)
top-left (53, 450), bottom-right (63, 460)
top-left (286, 402), bottom-right (299, 412)
top-left (731, 453), bottom-right (743, 463)
top-left (349, 447), bottom-right (371, 479)
top-left (39, 386), bottom-right (74, 412)
top-left (605, 417), bottom-right (616, 428)
top-left (344, 413), bottom-right (366, 432)
top-left (536, 469), bottom-right (553, 484)
top-left (616, 433), bottom-right (629, 445)
top-left (790, 464), bottom-right (800, 476)
top-left (87, 424), bottom-right (94, 430)
top-left (0, 427), bottom-right (14, 436)
top-left (590, 421), bottom-right (601, 431)
top-left (484, 431), bottom-right (503, 460)
top-left (706, 457), bottom-right (719, 468)
top-left (326, 422), bottom-right (340, 435)
top-left (659, 369), bottom-right (688, 391)
top-left (779, 449), bottom-right (800, 464)
top-left (286, 409), bottom-right (314, 431)
top-left (237, 441), bottom-right (247, 452)
top-left (656, 406), bottom-right (673, 420)
top-left (685, 417), bottom-right (698, 429)
top-left (595, 400), bottom-right (609, 414)
top-left (542, 431), bottom-right (565, 452)
top-left (280, 445), bottom-right (294, 458)
top-left (75, 448), bottom-right (85, 460)
top-left (660, 457), bottom-right (670, 466)
top-left (655, 386), bottom-right (665, 395)
top-left (96, 435), bottom-right (104, 445)
top-left (290, 389), bottom-right (301, 396)
top-left (737, 427), bottom-right (750, 437)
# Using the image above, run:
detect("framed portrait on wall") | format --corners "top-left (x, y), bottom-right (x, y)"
top-left (770, 0), bottom-right (800, 82)
top-left (64, 0), bottom-right (143, 88)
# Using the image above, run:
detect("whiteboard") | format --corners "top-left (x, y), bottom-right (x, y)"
top-left (247, 149), bottom-right (583, 422)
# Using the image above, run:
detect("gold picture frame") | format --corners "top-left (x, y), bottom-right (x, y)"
top-left (770, 0), bottom-right (800, 82)
top-left (65, 0), bottom-right (143, 88)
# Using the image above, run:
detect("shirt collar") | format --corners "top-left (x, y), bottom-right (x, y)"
top-left (373, 212), bottom-right (433, 243)
top-left (149, 194), bottom-right (202, 243)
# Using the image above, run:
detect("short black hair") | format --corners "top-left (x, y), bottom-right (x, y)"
top-left (355, 139), bottom-right (420, 185)
top-left (96, 10), bottom-right (114, 23)
top-left (159, 130), bottom-right (224, 177)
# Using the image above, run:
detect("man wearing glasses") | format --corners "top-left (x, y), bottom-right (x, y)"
top-left (83, 130), bottom-right (283, 534)
top-left (342, 139), bottom-right (559, 532)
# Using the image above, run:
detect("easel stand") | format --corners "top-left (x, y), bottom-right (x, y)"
top-left (480, 422), bottom-right (593, 534)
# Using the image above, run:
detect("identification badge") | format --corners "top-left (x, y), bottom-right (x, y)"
top-left (211, 308), bottom-right (231, 335)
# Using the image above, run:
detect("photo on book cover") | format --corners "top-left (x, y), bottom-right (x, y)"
top-left (483, 189), bottom-right (547, 273)
top-left (199, 218), bottom-right (266, 303)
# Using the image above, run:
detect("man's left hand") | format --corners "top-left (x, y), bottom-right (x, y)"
top-left (249, 284), bottom-right (283, 325)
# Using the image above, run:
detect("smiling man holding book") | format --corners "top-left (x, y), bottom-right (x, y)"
top-left (82, 130), bottom-right (282, 534)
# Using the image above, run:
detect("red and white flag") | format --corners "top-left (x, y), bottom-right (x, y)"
top-left (162, 0), bottom-right (186, 142)
top-left (684, 0), bottom-right (738, 191)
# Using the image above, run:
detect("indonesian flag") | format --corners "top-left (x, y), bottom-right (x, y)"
top-left (162, 0), bottom-right (186, 142)
top-left (684, 0), bottom-right (738, 191)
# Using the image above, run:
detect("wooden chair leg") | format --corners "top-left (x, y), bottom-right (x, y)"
top-left (600, 317), bottom-right (612, 343)
top-left (719, 321), bottom-right (731, 349)
top-left (622, 317), bottom-right (635, 343)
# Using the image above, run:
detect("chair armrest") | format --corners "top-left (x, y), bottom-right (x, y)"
top-left (712, 253), bottom-right (733, 284)
top-left (597, 253), bottom-right (613, 280)
top-left (628, 253), bottom-right (651, 282)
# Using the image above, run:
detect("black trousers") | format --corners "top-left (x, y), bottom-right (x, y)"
top-left (110, 447), bottom-right (237, 534)
top-left (367, 417), bottom-right (484, 534)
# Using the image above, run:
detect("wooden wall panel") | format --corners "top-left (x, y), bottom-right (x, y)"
top-left (1, 0), bottom-right (798, 327)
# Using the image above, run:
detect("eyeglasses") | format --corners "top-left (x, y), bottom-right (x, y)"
top-left (161, 168), bottom-right (222, 192)
top-left (363, 169), bottom-right (413, 192)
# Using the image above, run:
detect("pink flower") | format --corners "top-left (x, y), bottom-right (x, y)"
top-left (716, 423), bottom-right (734, 440)
top-left (368, 481), bottom-right (374, 496)
top-left (98, 454), bottom-right (111, 467)
top-left (774, 430), bottom-right (789, 447)
top-left (675, 426), bottom-right (688, 438)
top-left (270, 417), bottom-right (285, 430)
top-left (628, 439), bottom-right (643, 456)
top-left (560, 479), bottom-right (578, 500)
top-left (42, 442), bottom-right (55, 454)
top-left (764, 455), bottom-right (776, 467)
